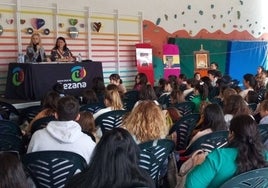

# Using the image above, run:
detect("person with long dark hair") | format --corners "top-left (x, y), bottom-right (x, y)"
top-left (65, 128), bottom-right (155, 188)
top-left (133, 72), bottom-right (148, 91)
top-left (185, 114), bottom-right (268, 188)
top-left (0, 152), bottom-right (32, 188)
top-left (188, 103), bottom-right (227, 146)
top-left (50, 37), bottom-right (75, 62)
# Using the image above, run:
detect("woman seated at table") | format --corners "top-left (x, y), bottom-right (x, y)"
top-left (50, 37), bottom-right (75, 62)
top-left (26, 33), bottom-right (49, 63)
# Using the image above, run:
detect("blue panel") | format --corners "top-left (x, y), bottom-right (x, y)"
top-left (228, 41), bottom-right (268, 87)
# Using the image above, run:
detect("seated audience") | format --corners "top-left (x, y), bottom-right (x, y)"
top-left (91, 76), bottom-right (106, 104)
top-left (188, 103), bottom-right (227, 147)
top-left (93, 88), bottom-right (124, 119)
top-left (77, 111), bottom-right (97, 142)
top-left (183, 78), bottom-right (195, 98)
top-left (133, 72), bottom-right (148, 91)
top-left (259, 99), bottom-right (268, 124)
top-left (27, 96), bottom-right (96, 164)
top-left (0, 152), bottom-right (32, 188)
top-left (210, 62), bottom-right (219, 70)
top-left (24, 90), bottom-right (60, 135)
top-left (134, 84), bottom-right (159, 108)
top-left (185, 114), bottom-right (268, 188)
top-left (123, 100), bottom-right (168, 143)
top-left (154, 78), bottom-right (167, 98)
top-left (80, 89), bottom-right (99, 105)
top-left (239, 73), bottom-right (256, 99)
top-left (223, 94), bottom-right (252, 126)
top-left (245, 90), bottom-right (259, 104)
top-left (109, 73), bottom-right (127, 95)
top-left (170, 89), bottom-right (185, 105)
top-left (65, 128), bottom-right (155, 188)
top-left (191, 81), bottom-right (209, 113)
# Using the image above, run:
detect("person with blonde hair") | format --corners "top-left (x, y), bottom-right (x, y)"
top-left (123, 100), bottom-right (168, 143)
top-left (93, 88), bottom-right (124, 119)
top-left (26, 33), bottom-right (49, 62)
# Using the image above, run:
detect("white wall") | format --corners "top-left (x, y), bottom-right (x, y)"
top-left (3, 0), bottom-right (267, 38)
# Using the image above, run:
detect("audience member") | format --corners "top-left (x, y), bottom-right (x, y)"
top-left (123, 100), bottom-right (168, 143)
top-left (177, 74), bottom-right (187, 91)
top-left (259, 99), bottom-right (268, 124)
top-left (183, 78), bottom-right (195, 98)
top-left (245, 90), bottom-right (259, 104)
top-left (210, 62), bottom-right (219, 70)
top-left (154, 78), bottom-right (167, 98)
top-left (239, 73), bottom-right (256, 99)
top-left (170, 89), bottom-right (185, 105)
top-left (133, 72), bottom-right (148, 91)
top-left (27, 96), bottom-right (96, 164)
top-left (91, 76), bottom-right (106, 104)
top-left (0, 152), bottom-right (32, 188)
top-left (26, 33), bottom-right (48, 62)
top-left (185, 114), bottom-right (268, 188)
top-left (134, 84), bottom-right (158, 108)
top-left (194, 72), bottom-right (201, 81)
top-left (24, 90), bottom-right (60, 135)
top-left (168, 74), bottom-right (179, 90)
top-left (77, 111), bottom-right (97, 142)
top-left (93, 88), bottom-right (124, 119)
top-left (109, 73), bottom-right (127, 94)
top-left (188, 103), bottom-right (227, 147)
top-left (191, 81), bottom-right (209, 113)
top-left (80, 89), bottom-right (99, 105)
top-left (50, 37), bottom-right (75, 62)
top-left (223, 94), bottom-right (252, 127)
top-left (52, 83), bottom-right (66, 97)
top-left (65, 128), bottom-right (155, 188)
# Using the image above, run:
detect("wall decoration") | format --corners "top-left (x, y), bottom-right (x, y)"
top-left (69, 18), bottom-right (78, 26)
top-left (58, 23), bottom-right (64, 28)
top-left (194, 45), bottom-right (210, 69)
top-left (31, 18), bottom-right (45, 30)
top-left (91, 22), bottom-right (102, 32)
top-left (43, 28), bottom-right (50, 35)
top-left (80, 23), bottom-right (85, 28)
top-left (26, 27), bottom-right (33, 34)
top-left (0, 25), bottom-right (3, 35)
top-left (20, 19), bottom-right (26, 24)
top-left (68, 26), bottom-right (79, 38)
top-left (6, 18), bottom-right (14, 24)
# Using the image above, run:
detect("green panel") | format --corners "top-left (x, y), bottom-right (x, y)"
top-left (153, 56), bottom-right (165, 85)
top-left (175, 38), bottom-right (229, 78)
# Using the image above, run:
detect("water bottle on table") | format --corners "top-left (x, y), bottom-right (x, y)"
top-left (17, 53), bottom-right (25, 63)
top-left (77, 53), bottom-right (82, 62)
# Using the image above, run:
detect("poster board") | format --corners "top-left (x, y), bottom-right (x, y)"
top-left (135, 43), bottom-right (154, 86)
top-left (194, 50), bottom-right (210, 77)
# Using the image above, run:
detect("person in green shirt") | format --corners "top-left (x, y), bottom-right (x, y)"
top-left (185, 114), bottom-right (268, 188)
top-left (191, 81), bottom-right (209, 113)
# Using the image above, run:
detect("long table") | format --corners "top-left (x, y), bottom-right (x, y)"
top-left (5, 61), bottom-right (103, 100)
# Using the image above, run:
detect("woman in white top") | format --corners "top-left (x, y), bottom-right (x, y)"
top-left (239, 73), bottom-right (256, 99)
top-left (93, 88), bottom-right (124, 119)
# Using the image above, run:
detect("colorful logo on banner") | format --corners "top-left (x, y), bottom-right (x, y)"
top-left (71, 66), bottom-right (86, 82)
top-left (12, 67), bottom-right (24, 86)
